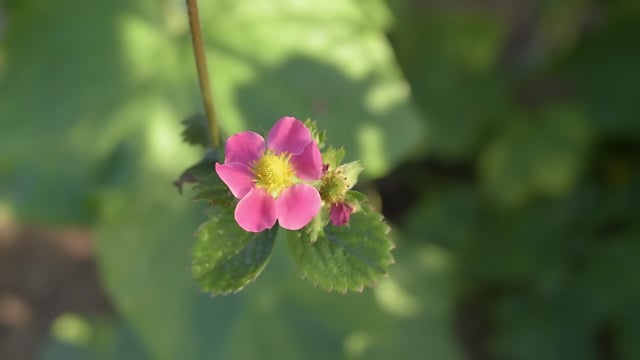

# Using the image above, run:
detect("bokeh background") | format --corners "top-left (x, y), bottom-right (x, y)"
top-left (1, 0), bottom-right (639, 359)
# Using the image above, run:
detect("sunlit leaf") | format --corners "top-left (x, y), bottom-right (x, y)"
top-left (199, 0), bottom-right (423, 177)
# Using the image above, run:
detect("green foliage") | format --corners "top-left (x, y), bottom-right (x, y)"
top-left (388, 1), bottom-right (640, 358)
top-left (197, 0), bottom-right (423, 177)
top-left (288, 204), bottom-right (394, 293)
top-left (479, 105), bottom-right (592, 206)
top-left (3, 0), bottom-right (640, 359)
top-left (564, 19), bottom-right (640, 138)
top-left (192, 207), bottom-right (278, 295)
top-left (0, 0), bottom-right (413, 356)
top-left (40, 318), bottom-right (150, 360)
top-left (388, 3), bottom-right (508, 159)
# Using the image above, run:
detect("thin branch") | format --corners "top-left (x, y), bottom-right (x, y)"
top-left (186, 0), bottom-right (220, 148)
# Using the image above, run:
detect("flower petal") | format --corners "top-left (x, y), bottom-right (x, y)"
top-left (234, 188), bottom-right (277, 232)
top-left (290, 141), bottom-right (323, 181)
top-left (215, 162), bottom-right (254, 199)
top-left (267, 116), bottom-right (312, 156)
top-left (224, 131), bottom-right (265, 164)
top-left (275, 184), bottom-right (321, 230)
top-left (330, 202), bottom-right (354, 226)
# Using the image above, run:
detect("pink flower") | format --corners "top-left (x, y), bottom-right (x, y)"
top-left (329, 202), bottom-right (354, 226)
top-left (215, 117), bottom-right (323, 232)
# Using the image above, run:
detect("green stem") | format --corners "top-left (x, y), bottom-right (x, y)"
top-left (186, 0), bottom-right (220, 148)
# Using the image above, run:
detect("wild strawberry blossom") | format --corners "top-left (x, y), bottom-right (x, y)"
top-left (186, 114), bottom-right (393, 296)
top-left (215, 117), bottom-right (323, 232)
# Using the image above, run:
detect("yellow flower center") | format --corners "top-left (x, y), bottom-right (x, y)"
top-left (253, 150), bottom-right (296, 197)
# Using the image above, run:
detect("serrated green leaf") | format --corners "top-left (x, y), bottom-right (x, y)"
top-left (192, 208), bottom-right (278, 295)
top-left (180, 114), bottom-right (210, 148)
top-left (191, 182), bottom-right (234, 207)
top-left (287, 205), bottom-right (394, 293)
top-left (180, 152), bottom-right (234, 206)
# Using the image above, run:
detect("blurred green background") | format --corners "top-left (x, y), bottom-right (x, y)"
top-left (1, 0), bottom-right (639, 359)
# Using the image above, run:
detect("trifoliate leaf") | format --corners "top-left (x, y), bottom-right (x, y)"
top-left (287, 205), bottom-right (394, 293)
top-left (192, 208), bottom-right (278, 295)
top-left (181, 114), bottom-right (210, 148)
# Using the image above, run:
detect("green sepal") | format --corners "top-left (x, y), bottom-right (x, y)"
top-left (180, 113), bottom-right (210, 148)
top-left (304, 119), bottom-right (326, 149)
top-left (344, 190), bottom-right (367, 211)
top-left (302, 206), bottom-right (329, 243)
top-left (344, 190), bottom-right (367, 203)
top-left (337, 161), bottom-right (363, 190)
top-left (287, 204), bottom-right (394, 293)
top-left (192, 207), bottom-right (278, 296)
top-left (322, 146), bottom-right (346, 170)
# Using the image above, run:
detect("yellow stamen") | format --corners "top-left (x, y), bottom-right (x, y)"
top-left (253, 150), bottom-right (296, 197)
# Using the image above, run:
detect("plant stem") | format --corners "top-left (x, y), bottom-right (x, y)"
top-left (186, 0), bottom-right (220, 148)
